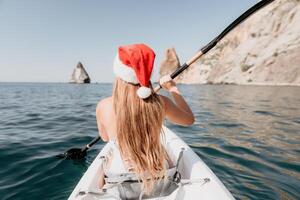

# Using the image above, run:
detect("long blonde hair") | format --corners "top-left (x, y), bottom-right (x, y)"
top-left (112, 78), bottom-right (167, 193)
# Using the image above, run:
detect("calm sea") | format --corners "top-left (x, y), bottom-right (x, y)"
top-left (0, 83), bottom-right (299, 200)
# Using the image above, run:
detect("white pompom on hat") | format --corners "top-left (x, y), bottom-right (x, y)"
top-left (113, 43), bottom-right (155, 99)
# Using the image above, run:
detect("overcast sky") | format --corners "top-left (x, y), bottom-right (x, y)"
top-left (0, 0), bottom-right (256, 83)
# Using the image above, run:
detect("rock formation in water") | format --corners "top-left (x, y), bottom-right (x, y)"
top-left (160, 0), bottom-right (300, 86)
top-left (69, 62), bottom-right (91, 84)
top-left (160, 48), bottom-right (180, 77)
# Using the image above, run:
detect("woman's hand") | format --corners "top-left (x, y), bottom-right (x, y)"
top-left (159, 75), bottom-right (177, 91)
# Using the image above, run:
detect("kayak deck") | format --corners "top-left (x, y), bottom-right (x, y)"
top-left (68, 126), bottom-right (234, 199)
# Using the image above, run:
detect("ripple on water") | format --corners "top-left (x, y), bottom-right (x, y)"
top-left (209, 122), bottom-right (246, 128)
top-left (293, 118), bottom-right (300, 124)
top-left (222, 145), bottom-right (259, 157)
top-left (254, 110), bottom-right (279, 117)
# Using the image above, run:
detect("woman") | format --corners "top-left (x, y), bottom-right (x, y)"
top-left (96, 44), bottom-right (194, 194)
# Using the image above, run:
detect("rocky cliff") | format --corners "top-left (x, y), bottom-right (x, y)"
top-left (69, 62), bottom-right (91, 83)
top-left (160, 0), bottom-right (300, 85)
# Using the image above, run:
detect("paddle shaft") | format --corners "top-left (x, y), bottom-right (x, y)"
top-left (81, 136), bottom-right (101, 152)
top-left (154, 0), bottom-right (274, 93)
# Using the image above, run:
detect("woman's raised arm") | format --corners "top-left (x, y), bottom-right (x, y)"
top-left (159, 75), bottom-right (195, 126)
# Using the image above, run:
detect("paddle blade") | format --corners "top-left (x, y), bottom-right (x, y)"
top-left (56, 148), bottom-right (87, 160)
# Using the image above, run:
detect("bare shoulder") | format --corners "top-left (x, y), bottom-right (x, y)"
top-left (158, 95), bottom-right (172, 112)
top-left (96, 97), bottom-right (113, 114)
top-left (158, 95), bottom-right (171, 106)
top-left (96, 97), bottom-right (113, 142)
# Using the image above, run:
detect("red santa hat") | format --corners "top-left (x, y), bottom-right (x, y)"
top-left (113, 43), bottom-right (155, 99)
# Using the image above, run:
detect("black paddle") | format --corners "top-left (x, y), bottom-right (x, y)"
top-left (58, 0), bottom-right (274, 160)
top-left (57, 136), bottom-right (100, 159)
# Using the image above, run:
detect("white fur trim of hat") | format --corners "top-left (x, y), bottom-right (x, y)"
top-left (113, 54), bottom-right (139, 84)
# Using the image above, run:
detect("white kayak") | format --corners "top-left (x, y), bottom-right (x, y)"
top-left (69, 126), bottom-right (235, 200)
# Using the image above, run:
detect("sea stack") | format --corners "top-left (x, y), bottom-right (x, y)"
top-left (69, 62), bottom-right (91, 84)
top-left (159, 48), bottom-right (180, 77)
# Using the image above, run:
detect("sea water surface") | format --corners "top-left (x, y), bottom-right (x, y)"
top-left (0, 83), bottom-right (299, 200)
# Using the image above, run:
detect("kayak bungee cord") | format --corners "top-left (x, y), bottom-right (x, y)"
top-left (58, 0), bottom-right (275, 160)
